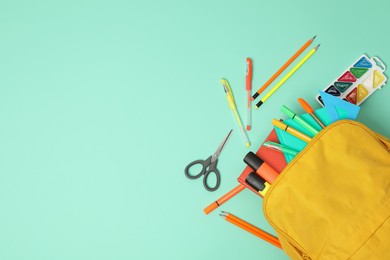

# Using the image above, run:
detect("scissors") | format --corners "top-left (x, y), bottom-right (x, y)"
top-left (184, 129), bottom-right (232, 192)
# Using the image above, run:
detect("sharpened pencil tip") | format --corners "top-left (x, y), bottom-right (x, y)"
top-left (312, 35), bottom-right (317, 40)
top-left (314, 44), bottom-right (320, 51)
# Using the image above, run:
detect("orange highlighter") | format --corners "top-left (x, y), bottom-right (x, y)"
top-left (244, 152), bottom-right (279, 184)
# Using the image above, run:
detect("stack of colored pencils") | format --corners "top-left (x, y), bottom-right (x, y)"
top-left (220, 211), bottom-right (282, 249)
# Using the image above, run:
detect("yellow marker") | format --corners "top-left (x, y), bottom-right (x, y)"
top-left (255, 44), bottom-right (320, 108)
top-left (221, 79), bottom-right (250, 147)
top-left (272, 119), bottom-right (312, 143)
top-left (259, 182), bottom-right (270, 197)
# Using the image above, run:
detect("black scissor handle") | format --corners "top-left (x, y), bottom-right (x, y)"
top-left (203, 168), bottom-right (221, 192)
top-left (184, 159), bottom-right (208, 179)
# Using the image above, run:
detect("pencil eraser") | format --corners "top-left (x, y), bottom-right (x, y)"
top-left (246, 125), bottom-right (251, 131)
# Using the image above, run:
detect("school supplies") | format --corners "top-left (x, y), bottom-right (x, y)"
top-left (184, 129), bottom-right (232, 191)
top-left (243, 152), bottom-right (279, 184)
top-left (221, 79), bottom-right (251, 147)
top-left (274, 107), bottom-right (354, 163)
top-left (255, 44), bottom-right (320, 109)
top-left (203, 184), bottom-right (246, 215)
top-left (316, 54), bottom-right (387, 106)
top-left (280, 105), bottom-right (319, 136)
top-left (220, 211), bottom-right (282, 249)
top-left (252, 36), bottom-right (316, 100)
top-left (246, 58), bottom-right (253, 131)
top-left (272, 119), bottom-right (312, 143)
top-left (203, 134), bottom-right (281, 212)
top-left (297, 98), bottom-right (326, 128)
top-left (238, 129), bottom-right (287, 197)
top-left (204, 128), bottom-right (286, 215)
top-left (263, 141), bottom-right (298, 156)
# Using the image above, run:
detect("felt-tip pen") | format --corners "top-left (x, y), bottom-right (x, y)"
top-left (272, 119), bottom-right (312, 143)
top-left (203, 184), bottom-right (246, 215)
top-left (280, 105), bottom-right (319, 136)
top-left (263, 141), bottom-right (298, 156)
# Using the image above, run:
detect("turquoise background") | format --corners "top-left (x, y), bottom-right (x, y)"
top-left (1, 0), bottom-right (390, 259)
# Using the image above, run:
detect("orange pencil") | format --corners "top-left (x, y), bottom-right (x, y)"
top-left (204, 184), bottom-right (246, 214)
top-left (220, 211), bottom-right (282, 249)
top-left (224, 212), bottom-right (280, 244)
top-left (222, 211), bottom-right (279, 243)
top-left (252, 36), bottom-right (316, 100)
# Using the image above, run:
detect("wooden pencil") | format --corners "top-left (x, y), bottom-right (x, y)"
top-left (255, 44), bottom-right (320, 109)
top-left (252, 36), bottom-right (316, 101)
top-left (220, 212), bottom-right (282, 249)
top-left (224, 212), bottom-right (280, 244)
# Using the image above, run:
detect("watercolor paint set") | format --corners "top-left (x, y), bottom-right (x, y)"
top-left (316, 54), bottom-right (387, 106)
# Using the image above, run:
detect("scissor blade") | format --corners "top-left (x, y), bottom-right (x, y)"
top-left (211, 129), bottom-right (233, 162)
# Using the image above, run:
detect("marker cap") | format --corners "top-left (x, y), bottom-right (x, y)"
top-left (243, 151), bottom-right (264, 170)
top-left (244, 151), bottom-right (279, 183)
top-left (272, 119), bottom-right (287, 130)
top-left (298, 98), bottom-right (314, 113)
top-left (245, 172), bottom-right (266, 192)
top-left (280, 105), bottom-right (296, 119)
top-left (203, 202), bottom-right (218, 215)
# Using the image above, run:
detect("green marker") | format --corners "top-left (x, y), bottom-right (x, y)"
top-left (263, 141), bottom-right (298, 156)
top-left (280, 105), bottom-right (319, 136)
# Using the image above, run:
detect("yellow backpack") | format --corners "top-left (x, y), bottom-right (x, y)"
top-left (263, 120), bottom-right (390, 259)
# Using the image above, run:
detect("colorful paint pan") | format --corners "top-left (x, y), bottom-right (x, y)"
top-left (316, 54), bottom-right (387, 106)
